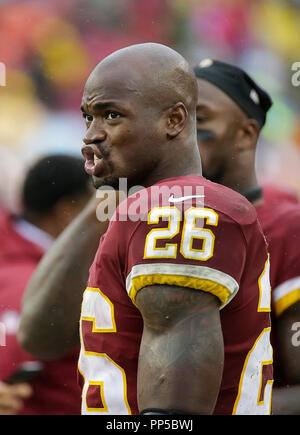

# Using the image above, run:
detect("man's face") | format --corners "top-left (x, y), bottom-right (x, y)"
top-left (81, 67), bottom-right (164, 190)
top-left (196, 78), bottom-right (241, 183)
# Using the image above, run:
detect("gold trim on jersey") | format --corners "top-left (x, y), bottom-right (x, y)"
top-left (258, 254), bottom-right (271, 312)
top-left (274, 288), bottom-right (300, 317)
top-left (273, 276), bottom-right (300, 317)
top-left (86, 381), bottom-right (108, 413)
top-left (81, 287), bottom-right (117, 333)
top-left (126, 263), bottom-right (239, 309)
top-left (232, 327), bottom-right (273, 415)
top-left (79, 288), bottom-right (132, 415)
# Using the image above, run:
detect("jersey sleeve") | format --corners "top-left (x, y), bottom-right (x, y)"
top-left (271, 207), bottom-right (300, 317)
top-left (125, 207), bottom-right (248, 309)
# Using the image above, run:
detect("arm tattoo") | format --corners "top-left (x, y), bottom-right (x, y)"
top-left (136, 285), bottom-right (224, 413)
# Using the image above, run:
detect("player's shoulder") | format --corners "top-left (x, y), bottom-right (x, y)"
top-left (263, 183), bottom-right (299, 206)
top-left (155, 175), bottom-right (257, 225)
top-left (260, 195), bottom-right (300, 226)
top-left (111, 175), bottom-right (257, 235)
top-left (257, 193), bottom-right (300, 247)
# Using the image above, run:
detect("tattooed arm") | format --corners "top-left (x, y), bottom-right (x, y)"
top-left (135, 284), bottom-right (224, 414)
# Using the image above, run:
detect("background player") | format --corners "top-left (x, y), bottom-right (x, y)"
top-left (194, 59), bottom-right (300, 414)
top-left (0, 154), bottom-right (91, 414)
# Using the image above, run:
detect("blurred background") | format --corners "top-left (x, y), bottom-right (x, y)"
top-left (1, 0), bottom-right (300, 212)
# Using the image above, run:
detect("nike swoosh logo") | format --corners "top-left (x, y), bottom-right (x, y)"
top-left (168, 194), bottom-right (205, 203)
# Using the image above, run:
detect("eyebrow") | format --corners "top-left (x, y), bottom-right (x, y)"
top-left (80, 101), bottom-right (123, 113)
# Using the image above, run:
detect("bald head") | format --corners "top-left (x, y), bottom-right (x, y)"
top-left (85, 43), bottom-right (198, 113)
top-left (81, 43), bottom-right (201, 190)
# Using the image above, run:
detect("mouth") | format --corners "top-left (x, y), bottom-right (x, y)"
top-left (82, 145), bottom-right (105, 177)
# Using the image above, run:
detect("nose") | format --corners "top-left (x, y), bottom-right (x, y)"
top-left (83, 121), bottom-right (107, 145)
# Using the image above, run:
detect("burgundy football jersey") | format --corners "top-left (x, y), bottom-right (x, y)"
top-left (262, 184), bottom-right (299, 207)
top-left (0, 212), bottom-right (81, 415)
top-left (256, 187), bottom-right (300, 386)
top-left (258, 187), bottom-right (300, 317)
top-left (78, 176), bottom-right (273, 415)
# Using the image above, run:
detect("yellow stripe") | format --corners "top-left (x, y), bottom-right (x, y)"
top-left (274, 288), bottom-right (300, 317)
top-left (129, 273), bottom-right (231, 307)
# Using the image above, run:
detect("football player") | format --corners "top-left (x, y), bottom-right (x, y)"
top-left (194, 59), bottom-right (300, 414)
top-left (77, 43), bottom-right (273, 415)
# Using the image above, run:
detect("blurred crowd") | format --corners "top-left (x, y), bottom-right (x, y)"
top-left (1, 0), bottom-right (300, 212)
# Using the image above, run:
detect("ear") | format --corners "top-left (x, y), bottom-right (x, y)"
top-left (166, 102), bottom-right (188, 139)
top-left (236, 118), bottom-right (260, 152)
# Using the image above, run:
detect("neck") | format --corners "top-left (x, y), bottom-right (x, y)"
top-left (22, 211), bottom-right (58, 238)
top-left (240, 185), bottom-right (263, 204)
top-left (141, 139), bottom-right (202, 188)
top-left (220, 151), bottom-right (259, 193)
top-left (220, 169), bottom-right (263, 204)
top-left (222, 173), bottom-right (259, 193)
